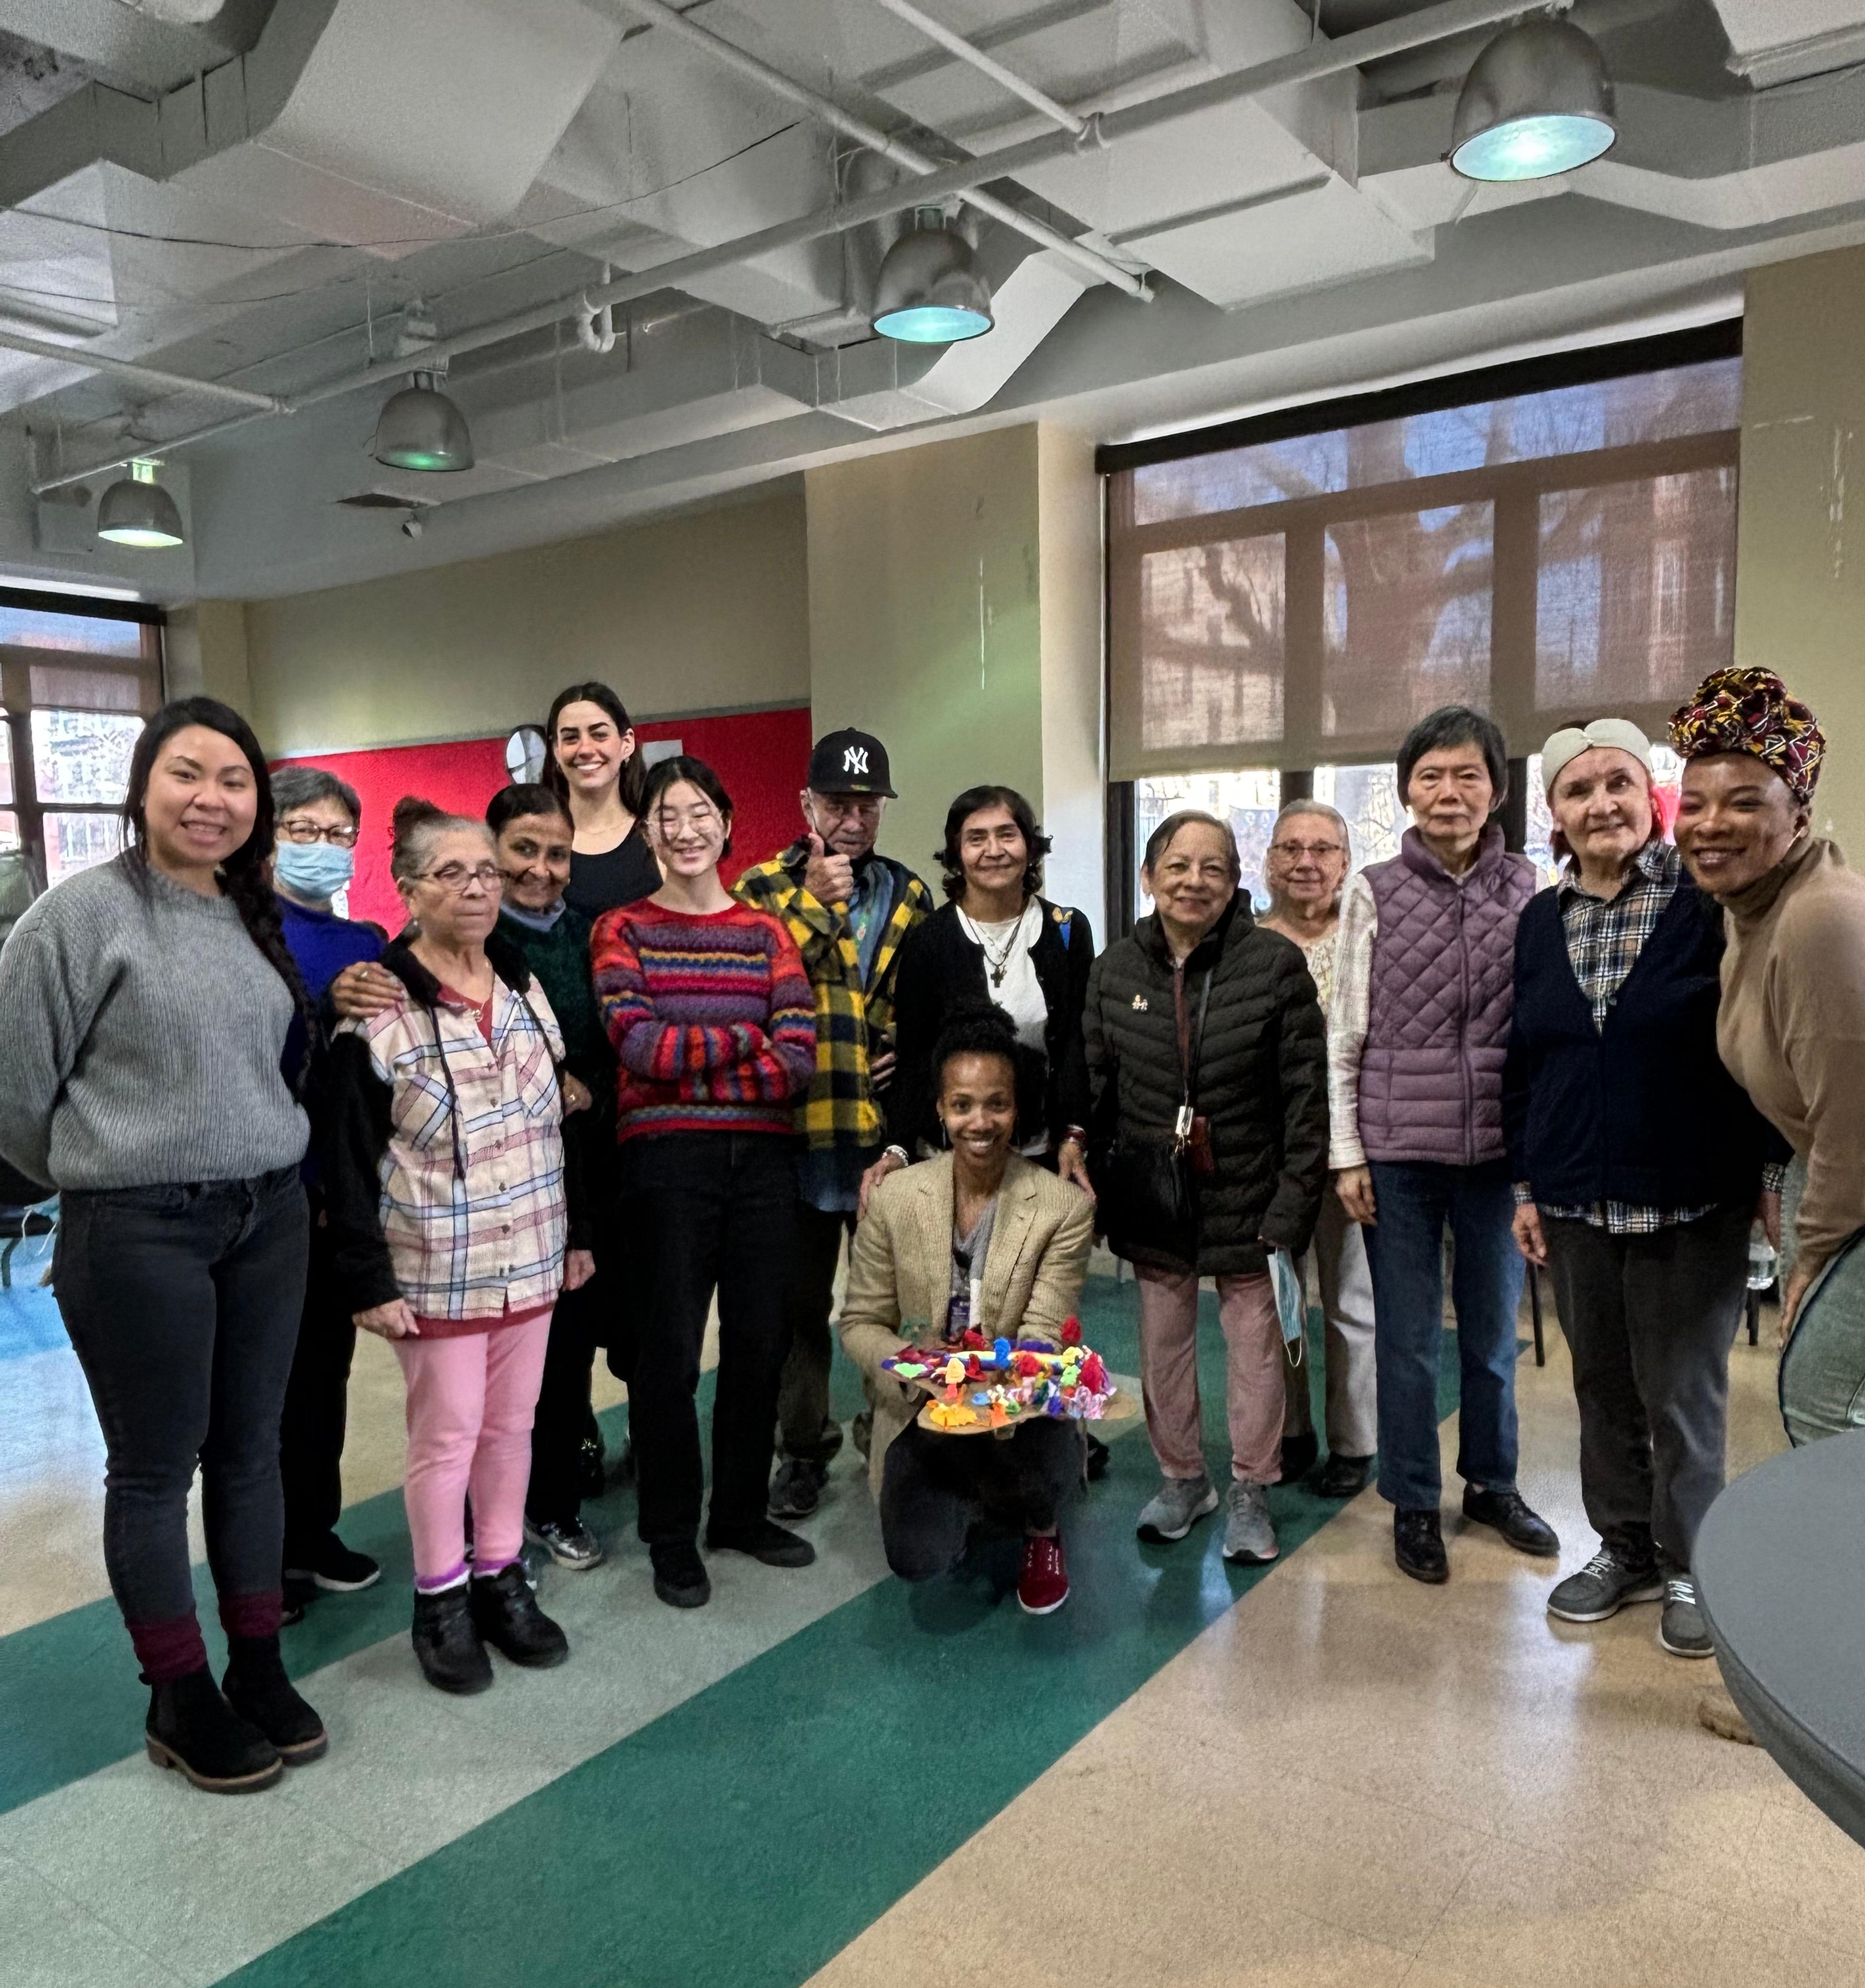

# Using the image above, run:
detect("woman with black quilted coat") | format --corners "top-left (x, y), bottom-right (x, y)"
top-left (1085, 809), bottom-right (1328, 1567)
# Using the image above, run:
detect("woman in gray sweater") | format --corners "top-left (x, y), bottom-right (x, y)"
top-left (0, 697), bottom-right (325, 1796)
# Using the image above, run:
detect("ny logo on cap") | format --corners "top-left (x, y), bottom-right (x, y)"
top-left (843, 746), bottom-right (870, 776)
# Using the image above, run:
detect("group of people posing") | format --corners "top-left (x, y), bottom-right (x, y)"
top-left (0, 663), bottom-right (1859, 1798)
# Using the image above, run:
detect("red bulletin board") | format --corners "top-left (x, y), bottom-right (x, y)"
top-left (276, 704), bottom-right (814, 932)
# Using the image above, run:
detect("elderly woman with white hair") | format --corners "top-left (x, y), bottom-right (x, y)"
top-left (1503, 720), bottom-right (1784, 1661)
top-left (1258, 799), bottom-right (1378, 1498)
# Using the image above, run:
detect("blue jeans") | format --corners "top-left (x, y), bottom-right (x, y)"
top-left (1364, 1160), bottom-right (1524, 1511)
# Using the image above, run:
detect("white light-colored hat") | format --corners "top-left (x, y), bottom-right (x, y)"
top-left (1540, 718), bottom-right (1653, 797)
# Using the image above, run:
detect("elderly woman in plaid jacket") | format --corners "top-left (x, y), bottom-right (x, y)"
top-left (325, 798), bottom-right (593, 1697)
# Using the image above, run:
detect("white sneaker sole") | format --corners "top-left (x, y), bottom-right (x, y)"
top-left (1018, 1586), bottom-right (1069, 1616)
top-left (522, 1525), bottom-right (606, 1571)
top-left (1222, 1540), bottom-right (1279, 1565)
top-left (284, 1565), bottom-right (382, 1594)
top-left (1547, 1579), bottom-right (1664, 1624)
top-left (1660, 1626), bottom-right (1715, 1658)
top-left (1136, 1484), bottom-right (1220, 1543)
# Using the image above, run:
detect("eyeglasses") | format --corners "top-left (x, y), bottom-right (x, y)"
top-left (422, 862), bottom-right (501, 893)
top-left (653, 806), bottom-right (722, 836)
top-left (278, 819), bottom-right (358, 848)
top-left (1268, 840), bottom-right (1345, 861)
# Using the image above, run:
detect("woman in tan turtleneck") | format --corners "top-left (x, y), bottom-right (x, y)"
top-left (1672, 668), bottom-right (1865, 1444)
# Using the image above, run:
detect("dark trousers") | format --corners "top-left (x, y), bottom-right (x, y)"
top-left (527, 1273), bottom-right (602, 1527)
top-left (1365, 1159), bottom-right (1524, 1511)
top-left (776, 1203), bottom-right (854, 1463)
top-left (53, 1169), bottom-right (308, 1663)
top-left (879, 1418), bottom-right (1084, 1582)
top-left (613, 1131), bottom-right (797, 1548)
top-left (1543, 1204), bottom-right (1749, 1570)
top-left (279, 1212), bottom-right (357, 1565)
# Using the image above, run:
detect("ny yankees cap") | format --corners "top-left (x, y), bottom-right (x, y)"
top-left (807, 727), bottom-right (897, 798)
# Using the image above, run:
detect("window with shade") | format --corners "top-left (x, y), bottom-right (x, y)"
top-left (0, 593), bottom-right (164, 915)
top-left (1104, 324), bottom-right (1740, 929)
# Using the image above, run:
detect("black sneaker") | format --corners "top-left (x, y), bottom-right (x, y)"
top-left (284, 1533), bottom-right (381, 1594)
top-left (411, 1584), bottom-right (494, 1695)
top-left (1462, 1484), bottom-right (1560, 1557)
top-left (222, 1635), bottom-right (327, 1765)
top-left (1660, 1573), bottom-right (1715, 1658)
top-left (1394, 1506), bottom-right (1449, 1584)
top-left (470, 1565), bottom-right (570, 1668)
top-left (1316, 1452), bottom-right (1373, 1499)
top-left (768, 1457), bottom-right (826, 1521)
top-left (1546, 1547), bottom-right (1664, 1623)
top-left (651, 1542), bottom-right (711, 1609)
top-left (145, 1668), bottom-right (282, 1794)
top-left (705, 1517), bottom-right (817, 1569)
top-left (523, 1515), bottom-right (605, 1570)
top-left (1278, 1429), bottom-right (1319, 1486)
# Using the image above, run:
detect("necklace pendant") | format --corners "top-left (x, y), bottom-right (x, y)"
top-left (990, 964), bottom-right (1006, 986)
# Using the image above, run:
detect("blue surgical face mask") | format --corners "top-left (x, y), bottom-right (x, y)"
top-left (275, 840), bottom-right (355, 904)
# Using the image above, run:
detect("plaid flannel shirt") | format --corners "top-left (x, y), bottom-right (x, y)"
top-left (733, 843), bottom-right (933, 1151)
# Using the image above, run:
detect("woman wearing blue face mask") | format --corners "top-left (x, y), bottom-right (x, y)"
top-left (270, 765), bottom-right (389, 1616)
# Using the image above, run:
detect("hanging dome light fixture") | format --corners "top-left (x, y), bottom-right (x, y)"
top-left (871, 209), bottom-right (994, 344)
top-left (372, 370), bottom-right (475, 472)
top-left (96, 458), bottom-right (185, 548)
top-left (1449, 15), bottom-right (1617, 183)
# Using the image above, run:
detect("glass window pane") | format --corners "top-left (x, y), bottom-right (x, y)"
top-left (0, 808), bottom-right (16, 850)
top-left (0, 709), bottom-right (12, 807)
top-left (31, 709), bottom-right (142, 805)
top-left (1536, 468), bottom-right (1737, 715)
top-left (1130, 357), bottom-right (1742, 525)
top-left (1313, 763), bottom-right (1404, 876)
top-left (43, 812), bottom-right (125, 886)
top-left (1323, 505), bottom-right (1492, 738)
top-left (1137, 536), bottom-right (1286, 755)
top-left (1135, 770), bottom-right (1280, 913)
top-left (0, 604), bottom-right (143, 657)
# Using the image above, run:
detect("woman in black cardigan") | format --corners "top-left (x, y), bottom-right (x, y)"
top-left (1504, 720), bottom-right (1783, 1662)
top-left (868, 786), bottom-right (1095, 1208)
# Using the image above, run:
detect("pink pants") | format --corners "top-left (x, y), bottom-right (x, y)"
top-left (394, 1316), bottom-right (552, 1588)
top-left (1136, 1266), bottom-right (1285, 1485)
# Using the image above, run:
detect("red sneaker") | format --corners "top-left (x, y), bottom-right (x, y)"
top-left (1017, 1533), bottom-right (1069, 1616)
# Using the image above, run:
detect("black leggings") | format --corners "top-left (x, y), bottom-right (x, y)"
top-left (55, 1169), bottom-right (308, 1677)
top-left (879, 1417), bottom-right (1084, 1582)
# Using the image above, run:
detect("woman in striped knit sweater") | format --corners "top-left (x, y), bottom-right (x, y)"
top-left (592, 756), bottom-right (817, 1609)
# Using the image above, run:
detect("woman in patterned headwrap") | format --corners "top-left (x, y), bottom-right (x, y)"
top-left (1671, 667), bottom-right (1865, 1446)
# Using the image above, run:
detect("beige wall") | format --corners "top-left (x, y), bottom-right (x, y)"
top-left (1738, 249), bottom-right (1865, 855)
top-left (242, 488), bottom-right (810, 757)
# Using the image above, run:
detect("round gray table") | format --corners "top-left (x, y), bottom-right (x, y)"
top-left (1695, 1425), bottom-right (1865, 1845)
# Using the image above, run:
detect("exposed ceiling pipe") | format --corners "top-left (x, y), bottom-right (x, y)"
top-left (32, 0), bottom-right (1537, 492)
top-left (597, 0), bottom-right (1143, 297)
top-left (0, 328), bottom-right (284, 412)
top-left (861, 0), bottom-right (1091, 136)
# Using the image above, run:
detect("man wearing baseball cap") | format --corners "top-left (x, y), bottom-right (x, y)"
top-left (734, 728), bottom-right (934, 1518)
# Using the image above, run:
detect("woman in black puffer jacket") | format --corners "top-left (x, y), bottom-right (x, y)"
top-left (1085, 809), bottom-right (1328, 1566)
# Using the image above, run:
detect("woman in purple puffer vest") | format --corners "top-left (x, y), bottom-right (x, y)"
top-left (1327, 707), bottom-right (1560, 1587)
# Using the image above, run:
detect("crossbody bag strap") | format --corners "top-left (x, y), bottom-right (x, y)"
top-left (1175, 966), bottom-right (1215, 1141)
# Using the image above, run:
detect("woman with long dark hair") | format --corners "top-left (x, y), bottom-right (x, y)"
top-left (544, 681), bottom-right (660, 921)
top-left (0, 697), bottom-right (325, 1795)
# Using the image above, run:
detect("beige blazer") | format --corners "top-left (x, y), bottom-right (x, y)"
top-left (837, 1151), bottom-right (1096, 1495)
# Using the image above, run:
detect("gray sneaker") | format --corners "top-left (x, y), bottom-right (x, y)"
top-left (1660, 1573), bottom-right (1714, 1658)
top-left (1547, 1547), bottom-right (1663, 1623)
top-left (1221, 1479), bottom-right (1278, 1564)
top-left (522, 1516), bottom-right (604, 1571)
top-left (1136, 1474), bottom-right (1219, 1543)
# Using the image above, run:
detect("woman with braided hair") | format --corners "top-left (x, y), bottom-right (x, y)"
top-left (0, 697), bottom-right (325, 1795)
top-left (1672, 668), bottom-right (1865, 1442)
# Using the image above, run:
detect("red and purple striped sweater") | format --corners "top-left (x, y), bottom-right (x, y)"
top-left (591, 898), bottom-right (816, 1140)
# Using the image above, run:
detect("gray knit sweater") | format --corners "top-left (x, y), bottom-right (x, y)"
top-left (0, 854), bottom-right (308, 1191)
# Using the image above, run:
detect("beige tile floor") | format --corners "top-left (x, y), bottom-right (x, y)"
top-left (806, 1317), bottom-right (1865, 1988)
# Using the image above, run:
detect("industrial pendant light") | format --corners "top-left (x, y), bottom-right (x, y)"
top-left (372, 370), bottom-right (475, 472)
top-left (871, 210), bottom-right (994, 344)
top-left (1449, 15), bottom-right (1617, 183)
top-left (96, 458), bottom-right (185, 548)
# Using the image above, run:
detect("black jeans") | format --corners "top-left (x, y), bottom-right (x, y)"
top-left (879, 1418), bottom-right (1084, 1582)
top-left (776, 1203), bottom-right (854, 1464)
top-left (612, 1132), bottom-right (797, 1549)
top-left (54, 1168), bottom-right (309, 1633)
top-left (1543, 1203), bottom-right (1750, 1570)
top-left (527, 1272), bottom-right (603, 1527)
top-left (279, 1209), bottom-right (357, 1566)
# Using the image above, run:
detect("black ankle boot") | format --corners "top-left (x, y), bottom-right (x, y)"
top-left (412, 1583), bottom-right (494, 1694)
top-left (145, 1668), bottom-right (282, 1794)
top-left (223, 1635), bottom-right (327, 1765)
top-left (470, 1565), bottom-right (570, 1668)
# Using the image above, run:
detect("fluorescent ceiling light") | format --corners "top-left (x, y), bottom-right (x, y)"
top-left (1450, 17), bottom-right (1616, 183)
top-left (872, 215), bottom-right (994, 344)
top-left (97, 459), bottom-right (185, 549)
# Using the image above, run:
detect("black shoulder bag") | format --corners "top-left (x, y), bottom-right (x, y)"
top-left (1092, 968), bottom-right (1213, 1260)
